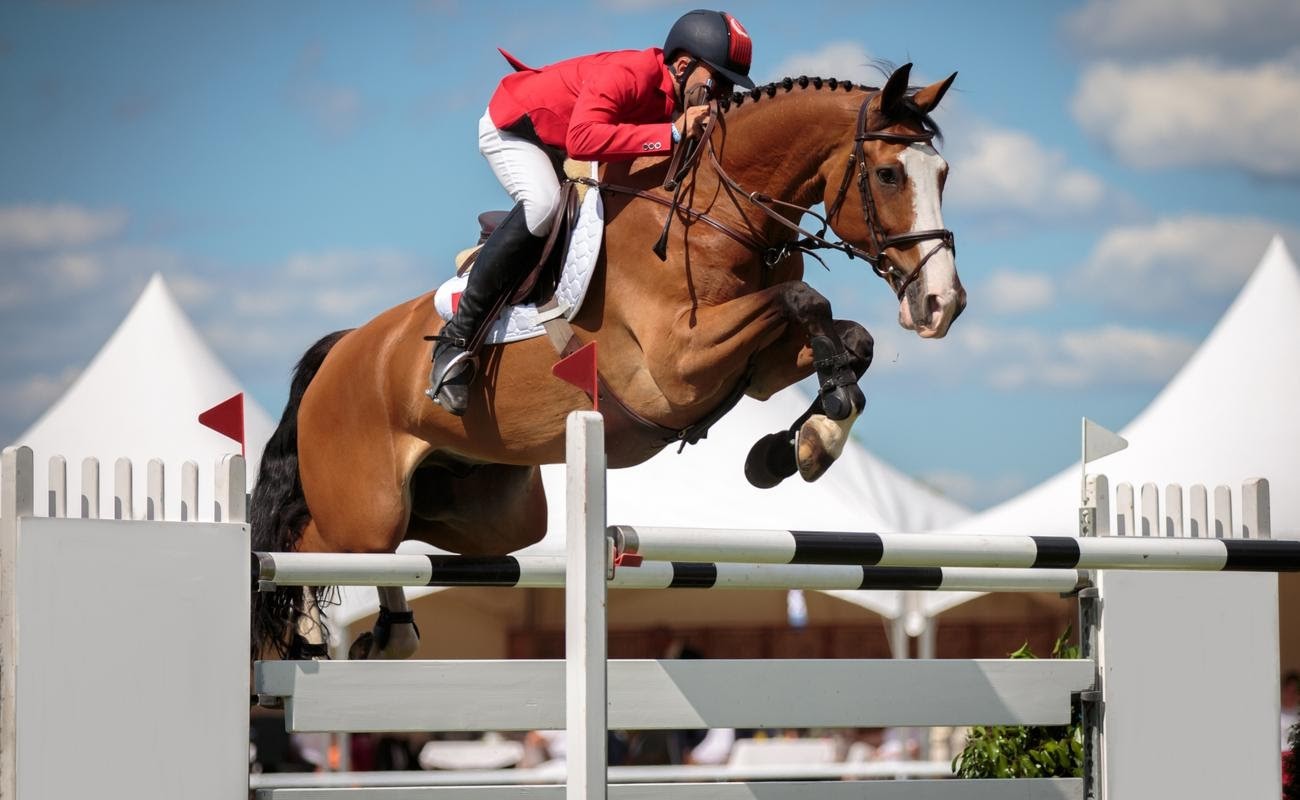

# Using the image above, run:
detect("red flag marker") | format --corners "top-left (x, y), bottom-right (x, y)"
top-left (199, 393), bottom-right (246, 457)
top-left (552, 341), bottom-right (599, 411)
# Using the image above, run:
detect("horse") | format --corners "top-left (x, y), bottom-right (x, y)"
top-left (250, 62), bottom-right (965, 659)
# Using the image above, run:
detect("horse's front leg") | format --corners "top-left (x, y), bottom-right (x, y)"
top-left (653, 281), bottom-right (868, 484)
top-left (660, 282), bottom-right (858, 411)
top-left (745, 318), bottom-right (875, 488)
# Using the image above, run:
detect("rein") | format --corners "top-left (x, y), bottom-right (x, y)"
top-left (580, 90), bottom-right (956, 300)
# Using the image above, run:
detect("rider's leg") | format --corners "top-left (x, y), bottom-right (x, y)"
top-left (427, 111), bottom-right (560, 414)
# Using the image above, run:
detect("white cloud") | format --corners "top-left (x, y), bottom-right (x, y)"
top-left (46, 252), bottom-right (104, 290)
top-left (165, 273), bottom-right (219, 306)
top-left (0, 274), bottom-right (34, 310)
top-left (0, 244), bottom-right (192, 314)
top-left (203, 321), bottom-right (299, 362)
top-left (232, 248), bottom-right (426, 319)
top-left (980, 324), bottom-right (1195, 390)
top-left (0, 367), bottom-right (79, 422)
top-left (283, 248), bottom-right (416, 281)
top-left (313, 285), bottom-right (398, 316)
top-left (1074, 215), bottom-right (1299, 309)
top-left (981, 270), bottom-right (1054, 315)
top-left (1072, 57), bottom-right (1300, 177)
top-left (1064, 0), bottom-right (1300, 59)
top-left (0, 205), bottom-right (128, 250)
top-left (878, 319), bottom-right (1196, 391)
top-left (946, 127), bottom-right (1114, 219)
top-left (767, 42), bottom-right (882, 85)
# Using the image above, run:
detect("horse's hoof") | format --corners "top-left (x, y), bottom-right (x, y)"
top-left (375, 624), bottom-right (420, 660)
top-left (348, 632), bottom-right (375, 660)
top-left (745, 431), bottom-right (798, 489)
top-left (795, 411), bottom-right (859, 482)
top-left (359, 620), bottom-right (420, 660)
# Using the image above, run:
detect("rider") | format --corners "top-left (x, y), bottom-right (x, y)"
top-left (427, 9), bottom-right (757, 415)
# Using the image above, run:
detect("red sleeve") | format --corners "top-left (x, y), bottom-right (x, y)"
top-left (566, 65), bottom-right (675, 162)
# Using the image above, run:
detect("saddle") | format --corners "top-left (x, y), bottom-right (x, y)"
top-left (433, 162), bottom-right (605, 346)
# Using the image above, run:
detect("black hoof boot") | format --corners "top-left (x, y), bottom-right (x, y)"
top-left (426, 343), bottom-right (476, 416)
top-left (821, 383), bottom-right (865, 421)
top-left (811, 335), bottom-right (863, 421)
top-left (288, 633), bottom-right (330, 660)
top-left (744, 431), bottom-right (799, 489)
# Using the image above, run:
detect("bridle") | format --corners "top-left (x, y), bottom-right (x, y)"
top-left (708, 90), bottom-right (956, 299)
top-left (579, 88), bottom-right (956, 300)
top-left (822, 96), bottom-right (956, 299)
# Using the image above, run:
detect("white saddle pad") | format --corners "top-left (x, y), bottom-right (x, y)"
top-left (434, 165), bottom-right (604, 345)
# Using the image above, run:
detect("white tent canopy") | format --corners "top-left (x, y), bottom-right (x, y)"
top-left (3, 273), bottom-right (275, 521)
top-left (534, 387), bottom-right (970, 546)
top-left (923, 235), bottom-right (1300, 617)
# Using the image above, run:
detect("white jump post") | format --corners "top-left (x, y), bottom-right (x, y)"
top-left (567, 411), bottom-right (607, 800)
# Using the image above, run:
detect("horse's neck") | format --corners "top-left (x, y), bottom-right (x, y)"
top-left (714, 90), bottom-right (858, 212)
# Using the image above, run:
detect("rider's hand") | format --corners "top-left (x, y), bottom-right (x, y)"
top-left (678, 105), bottom-right (710, 141)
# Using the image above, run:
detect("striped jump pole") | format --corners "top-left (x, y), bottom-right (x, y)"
top-left (252, 552), bottom-right (1088, 594)
top-left (612, 525), bottom-right (1300, 572)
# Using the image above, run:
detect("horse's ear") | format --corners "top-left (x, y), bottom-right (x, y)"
top-left (912, 72), bottom-right (957, 113)
top-left (879, 63), bottom-right (913, 117)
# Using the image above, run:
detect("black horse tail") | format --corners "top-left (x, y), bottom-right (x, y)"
top-left (250, 329), bottom-right (352, 660)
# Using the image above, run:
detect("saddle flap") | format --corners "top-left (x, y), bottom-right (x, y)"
top-left (433, 163), bottom-right (605, 346)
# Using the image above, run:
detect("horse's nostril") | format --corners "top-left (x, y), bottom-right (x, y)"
top-left (953, 289), bottom-right (968, 321)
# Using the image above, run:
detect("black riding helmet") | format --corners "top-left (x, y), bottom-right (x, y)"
top-left (664, 9), bottom-right (755, 91)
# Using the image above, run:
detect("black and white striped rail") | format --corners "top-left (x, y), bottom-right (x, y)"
top-left (252, 552), bottom-right (1088, 593)
top-left (612, 526), bottom-right (1300, 572)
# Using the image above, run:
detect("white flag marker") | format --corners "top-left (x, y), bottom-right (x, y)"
top-left (1080, 418), bottom-right (1129, 504)
top-left (1082, 418), bottom-right (1128, 464)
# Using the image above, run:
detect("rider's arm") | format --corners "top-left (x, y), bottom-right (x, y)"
top-left (566, 64), bottom-right (676, 161)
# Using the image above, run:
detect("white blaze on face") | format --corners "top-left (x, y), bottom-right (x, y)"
top-left (897, 143), bottom-right (960, 336)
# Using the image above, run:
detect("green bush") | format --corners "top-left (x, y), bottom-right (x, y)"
top-left (952, 629), bottom-right (1084, 779)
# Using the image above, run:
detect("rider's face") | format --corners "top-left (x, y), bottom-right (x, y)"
top-left (674, 57), bottom-right (729, 102)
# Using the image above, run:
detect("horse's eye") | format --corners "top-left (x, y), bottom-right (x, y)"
top-left (876, 167), bottom-right (898, 186)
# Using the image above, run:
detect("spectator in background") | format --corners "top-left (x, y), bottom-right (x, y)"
top-left (685, 727), bottom-right (737, 765)
top-left (665, 642), bottom-right (708, 764)
top-left (1283, 671), bottom-right (1299, 751)
top-left (842, 727), bottom-right (921, 762)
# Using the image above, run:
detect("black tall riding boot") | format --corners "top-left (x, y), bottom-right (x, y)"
top-left (427, 203), bottom-right (547, 415)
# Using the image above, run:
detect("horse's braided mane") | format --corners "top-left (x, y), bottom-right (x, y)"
top-left (719, 75), bottom-right (942, 141)
top-left (720, 75), bottom-right (872, 109)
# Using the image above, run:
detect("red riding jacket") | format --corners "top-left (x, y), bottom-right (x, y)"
top-left (487, 47), bottom-right (680, 162)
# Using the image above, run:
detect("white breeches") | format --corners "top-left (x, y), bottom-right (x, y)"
top-left (478, 109), bottom-right (562, 236)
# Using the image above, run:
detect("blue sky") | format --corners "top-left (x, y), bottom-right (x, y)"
top-left (2, 0), bottom-right (1298, 509)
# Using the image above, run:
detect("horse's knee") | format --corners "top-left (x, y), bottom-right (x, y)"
top-left (835, 321), bottom-right (874, 375)
top-left (779, 282), bottom-right (832, 321)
